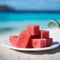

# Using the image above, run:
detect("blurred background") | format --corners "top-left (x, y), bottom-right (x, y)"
top-left (0, 0), bottom-right (60, 33)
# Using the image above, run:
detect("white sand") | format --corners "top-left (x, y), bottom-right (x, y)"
top-left (0, 28), bottom-right (60, 60)
top-left (48, 28), bottom-right (60, 41)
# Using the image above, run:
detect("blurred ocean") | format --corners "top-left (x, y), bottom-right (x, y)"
top-left (0, 12), bottom-right (60, 30)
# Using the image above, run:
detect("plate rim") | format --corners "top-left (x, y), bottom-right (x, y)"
top-left (2, 40), bottom-right (60, 51)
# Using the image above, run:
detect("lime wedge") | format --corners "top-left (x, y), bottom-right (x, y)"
top-left (48, 19), bottom-right (60, 28)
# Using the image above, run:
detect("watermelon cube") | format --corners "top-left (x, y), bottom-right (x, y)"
top-left (9, 36), bottom-right (18, 46)
top-left (46, 38), bottom-right (53, 46)
top-left (32, 39), bottom-right (46, 48)
top-left (16, 30), bottom-right (31, 48)
top-left (40, 30), bottom-right (49, 38)
top-left (26, 25), bottom-right (39, 35)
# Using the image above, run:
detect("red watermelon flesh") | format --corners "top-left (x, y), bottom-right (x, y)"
top-left (9, 25), bottom-right (53, 48)
top-left (9, 36), bottom-right (18, 46)
top-left (26, 25), bottom-right (39, 35)
top-left (46, 38), bottom-right (53, 46)
top-left (15, 30), bottom-right (31, 48)
top-left (32, 39), bottom-right (46, 48)
top-left (40, 30), bottom-right (49, 38)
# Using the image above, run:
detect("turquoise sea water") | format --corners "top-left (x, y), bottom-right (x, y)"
top-left (0, 13), bottom-right (60, 21)
top-left (0, 13), bottom-right (60, 29)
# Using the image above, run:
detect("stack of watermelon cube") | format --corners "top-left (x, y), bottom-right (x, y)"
top-left (9, 25), bottom-right (53, 48)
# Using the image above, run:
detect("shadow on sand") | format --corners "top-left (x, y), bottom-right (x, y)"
top-left (13, 46), bottom-right (60, 55)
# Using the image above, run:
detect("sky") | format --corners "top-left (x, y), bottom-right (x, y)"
top-left (0, 0), bottom-right (60, 10)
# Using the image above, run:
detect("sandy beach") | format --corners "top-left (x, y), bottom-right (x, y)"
top-left (0, 28), bottom-right (60, 60)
